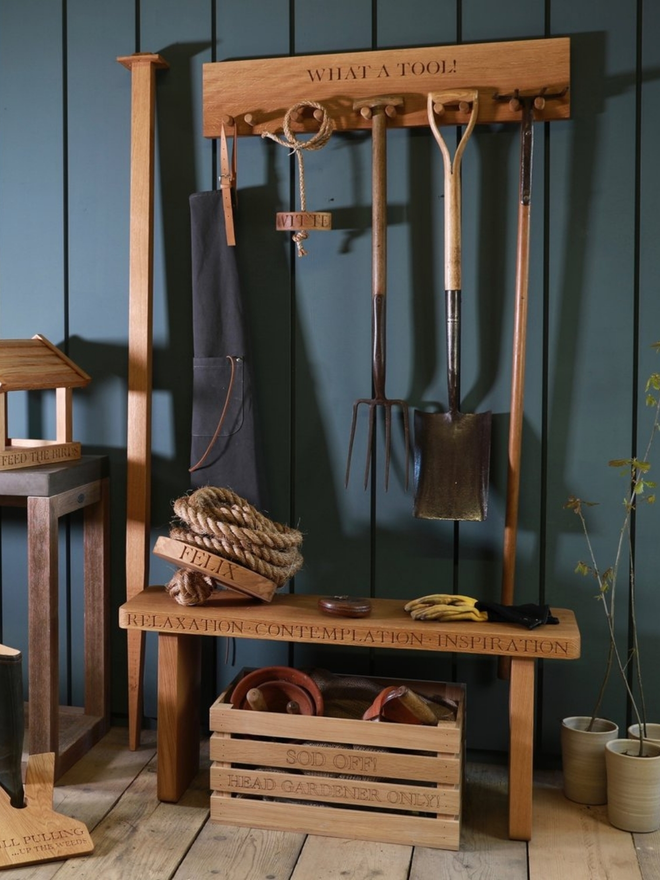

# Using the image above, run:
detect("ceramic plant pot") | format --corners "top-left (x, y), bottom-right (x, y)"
top-left (627, 723), bottom-right (660, 747)
top-left (561, 715), bottom-right (619, 805)
top-left (606, 738), bottom-right (660, 832)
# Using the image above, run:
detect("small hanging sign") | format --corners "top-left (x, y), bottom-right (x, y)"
top-left (262, 100), bottom-right (334, 256)
top-left (275, 211), bottom-right (332, 231)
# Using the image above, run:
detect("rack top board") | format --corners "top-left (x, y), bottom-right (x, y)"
top-left (203, 37), bottom-right (570, 137)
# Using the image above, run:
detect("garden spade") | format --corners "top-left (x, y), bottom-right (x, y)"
top-left (414, 90), bottom-right (491, 521)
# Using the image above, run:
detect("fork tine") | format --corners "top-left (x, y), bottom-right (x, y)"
top-left (363, 404), bottom-right (376, 489)
top-left (401, 405), bottom-right (411, 491)
top-left (345, 400), bottom-right (362, 487)
top-left (346, 399), bottom-right (412, 490)
top-left (383, 404), bottom-right (393, 491)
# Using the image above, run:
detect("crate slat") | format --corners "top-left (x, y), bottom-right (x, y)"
top-left (210, 735), bottom-right (461, 784)
top-left (210, 794), bottom-right (461, 850)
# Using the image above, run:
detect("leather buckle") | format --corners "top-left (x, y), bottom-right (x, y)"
top-left (219, 121), bottom-right (237, 246)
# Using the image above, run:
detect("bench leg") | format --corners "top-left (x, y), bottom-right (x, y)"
top-left (508, 657), bottom-right (535, 840)
top-left (156, 633), bottom-right (201, 802)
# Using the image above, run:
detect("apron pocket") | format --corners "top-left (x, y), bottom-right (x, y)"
top-left (192, 356), bottom-right (245, 441)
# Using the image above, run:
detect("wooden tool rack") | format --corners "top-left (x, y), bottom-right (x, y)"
top-left (119, 36), bottom-right (576, 843)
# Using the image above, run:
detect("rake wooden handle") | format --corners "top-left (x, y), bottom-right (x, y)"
top-left (502, 99), bottom-right (534, 609)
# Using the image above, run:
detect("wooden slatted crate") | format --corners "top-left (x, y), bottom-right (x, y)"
top-left (210, 672), bottom-right (465, 850)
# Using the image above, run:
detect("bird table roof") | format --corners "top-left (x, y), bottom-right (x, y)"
top-left (0, 335), bottom-right (90, 392)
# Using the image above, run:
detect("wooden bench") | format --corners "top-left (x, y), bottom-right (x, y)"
top-left (119, 588), bottom-right (580, 841)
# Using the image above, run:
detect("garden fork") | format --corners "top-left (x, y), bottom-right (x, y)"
top-left (345, 96), bottom-right (410, 491)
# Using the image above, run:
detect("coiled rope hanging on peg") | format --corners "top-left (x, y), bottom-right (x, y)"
top-left (262, 100), bottom-right (335, 256)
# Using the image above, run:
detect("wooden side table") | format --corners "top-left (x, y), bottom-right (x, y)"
top-left (0, 455), bottom-right (110, 778)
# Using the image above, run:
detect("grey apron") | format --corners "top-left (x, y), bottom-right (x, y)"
top-left (189, 191), bottom-right (266, 510)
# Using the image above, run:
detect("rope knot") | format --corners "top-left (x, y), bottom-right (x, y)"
top-left (262, 100), bottom-right (334, 257)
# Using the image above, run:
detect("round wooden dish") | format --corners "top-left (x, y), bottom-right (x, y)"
top-left (229, 665), bottom-right (324, 715)
top-left (317, 596), bottom-right (372, 618)
top-left (244, 681), bottom-right (317, 714)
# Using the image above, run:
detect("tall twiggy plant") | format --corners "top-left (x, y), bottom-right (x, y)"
top-left (566, 345), bottom-right (660, 756)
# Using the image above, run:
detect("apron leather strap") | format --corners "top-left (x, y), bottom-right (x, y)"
top-left (189, 354), bottom-right (238, 473)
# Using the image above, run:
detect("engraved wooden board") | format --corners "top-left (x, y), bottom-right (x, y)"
top-left (0, 753), bottom-right (93, 868)
top-left (210, 765), bottom-right (460, 814)
top-left (276, 212), bottom-right (332, 231)
top-left (203, 37), bottom-right (570, 137)
top-left (210, 735), bottom-right (460, 783)
top-left (120, 586), bottom-right (580, 660)
top-left (153, 536), bottom-right (277, 602)
top-left (0, 441), bottom-right (81, 471)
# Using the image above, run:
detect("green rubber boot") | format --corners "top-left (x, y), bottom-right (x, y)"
top-left (0, 644), bottom-right (25, 808)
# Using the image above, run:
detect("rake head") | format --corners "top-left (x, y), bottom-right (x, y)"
top-left (345, 397), bottom-right (410, 491)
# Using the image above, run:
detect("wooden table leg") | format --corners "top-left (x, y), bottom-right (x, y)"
top-left (508, 656), bottom-right (535, 840)
top-left (26, 495), bottom-right (59, 759)
top-left (156, 633), bottom-right (202, 802)
top-left (83, 477), bottom-right (110, 724)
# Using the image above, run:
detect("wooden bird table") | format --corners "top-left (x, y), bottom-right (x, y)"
top-left (0, 455), bottom-right (110, 777)
top-left (119, 588), bottom-right (580, 841)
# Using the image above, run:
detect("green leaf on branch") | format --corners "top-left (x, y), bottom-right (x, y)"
top-left (646, 372), bottom-right (660, 392)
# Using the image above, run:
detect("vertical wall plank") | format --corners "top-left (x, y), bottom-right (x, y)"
top-left (65, 0), bottom-right (136, 710)
top-left (541, 0), bottom-right (638, 752)
top-left (458, 0), bottom-right (548, 750)
top-left (633, 0), bottom-right (660, 729)
top-left (0, 0), bottom-right (66, 689)
top-left (369, 1), bottom-right (459, 687)
top-left (289, 0), bottom-right (374, 674)
top-left (126, 0), bottom-right (213, 720)
top-left (212, 0), bottom-right (294, 688)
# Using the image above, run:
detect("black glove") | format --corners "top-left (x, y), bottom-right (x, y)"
top-left (474, 601), bottom-right (559, 630)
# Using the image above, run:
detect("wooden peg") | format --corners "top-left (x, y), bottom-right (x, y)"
top-left (509, 97), bottom-right (522, 112)
top-left (534, 96), bottom-right (546, 110)
top-left (246, 688), bottom-right (268, 711)
top-left (244, 113), bottom-right (255, 127)
top-left (313, 108), bottom-right (324, 122)
top-left (290, 108), bottom-right (304, 123)
top-left (433, 101), bottom-right (445, 116)
top-left (354, 95), bottom-right (404, 120)
top-left (222, 115), bottom-right (235, 126)
top-left (459, 100), bottom-right (471, 113)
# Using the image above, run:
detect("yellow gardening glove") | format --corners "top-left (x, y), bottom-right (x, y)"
top-left (404, 593), bottom-right (488, 623)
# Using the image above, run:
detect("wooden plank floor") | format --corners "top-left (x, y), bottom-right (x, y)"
top-left (3, 728), bottom-right (658, 879)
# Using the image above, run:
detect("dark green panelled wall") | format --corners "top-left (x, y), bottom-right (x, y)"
top-left (0, 0), bottom-right (658, 757)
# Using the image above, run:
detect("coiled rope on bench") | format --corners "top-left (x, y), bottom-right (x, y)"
top-left (165, 486), bottom-right (304, 606)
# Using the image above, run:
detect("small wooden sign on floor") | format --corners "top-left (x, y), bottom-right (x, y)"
top-left (0, 753), bottom-right (93, 869)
